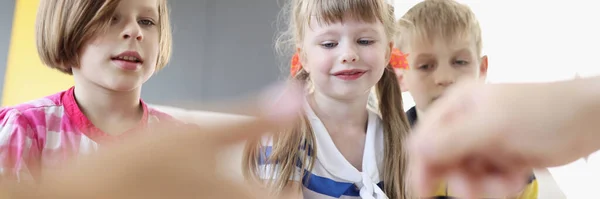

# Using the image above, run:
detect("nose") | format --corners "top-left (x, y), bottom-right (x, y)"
top-left (339, 45), bottom-right (359, 64)
top-left (122, 21), bottom-right (143, 41)
top-left (433, 65), bottom-right (456, 87)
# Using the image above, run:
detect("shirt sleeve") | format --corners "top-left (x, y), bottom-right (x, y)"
top-left (516, 174), bottom-right (539, 199)
top-left (0, 109), bottom-right (40, 183)
top-left (430, 174), bottom-right (538, 198)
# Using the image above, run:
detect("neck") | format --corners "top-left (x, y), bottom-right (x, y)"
top-left (309, 92), bottom-right (369, 129)
top-left (416, 108), bottom-right (426, 119)
top-left (73, 78), bottom-right (144, 134)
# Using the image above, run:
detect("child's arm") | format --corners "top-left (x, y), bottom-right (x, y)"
top-left (0, 83), bottom-right (304, 198)
top-left (0, 109), bottom-right (39, 184)
top-left (408, 75), bottom-right (600, 197)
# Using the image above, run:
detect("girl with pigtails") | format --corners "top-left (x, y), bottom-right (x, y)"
top-left (243, 1), bottom-right (412, 198)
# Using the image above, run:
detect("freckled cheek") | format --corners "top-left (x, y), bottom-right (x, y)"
top-left (457, 69), bottom-right (480, 80)
top-left (315, 64), bottom-right (334, 75)
top-left (307, 56), bottom-right (335, 74)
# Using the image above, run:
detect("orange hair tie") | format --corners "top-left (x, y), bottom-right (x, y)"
top-left (290, 52), bottom-right (302, 77)
top-left (389, 48), bottom-right (409, 70)
top-left (290, 48), bottom-right (409, 77)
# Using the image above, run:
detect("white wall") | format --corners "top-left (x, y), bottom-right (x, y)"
top-left (394, 0), bottom-right (600, 82)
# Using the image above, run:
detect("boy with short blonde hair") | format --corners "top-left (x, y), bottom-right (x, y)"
top-left (396, 0), bottom-right (538, 198)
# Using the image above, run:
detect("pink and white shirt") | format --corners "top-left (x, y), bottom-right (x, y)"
top-left (0, 87), bottom-right (175, 183)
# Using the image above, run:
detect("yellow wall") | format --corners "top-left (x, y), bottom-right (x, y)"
top-left (1, 0), bottom-right (73, 107)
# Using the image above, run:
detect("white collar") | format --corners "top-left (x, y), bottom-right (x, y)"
top-left (304, 101), bottom-right (388, 199)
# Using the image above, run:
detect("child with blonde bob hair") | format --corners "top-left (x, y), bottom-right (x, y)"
top-left (1, 0), bottom-right (174, 183)
top-left (243, 0), bottom-right (412, 198)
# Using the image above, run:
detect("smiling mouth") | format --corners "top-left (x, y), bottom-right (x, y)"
top-left (111, 56), bottom-right (142, 63)
top-left (332, 69), bottom-right (367, 76)
top-left (332, 70), bottom-right (367, 81)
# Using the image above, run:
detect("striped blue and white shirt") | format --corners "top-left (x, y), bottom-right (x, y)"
top-left (259, 104), bottom-right (388, 199)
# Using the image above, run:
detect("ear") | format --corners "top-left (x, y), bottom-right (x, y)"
top-left (394, 68), bottom-right (409, 92)
top-left (296, 47), bottom-right (309, 73)
top-left (479, 55), bottom-right (489, 82)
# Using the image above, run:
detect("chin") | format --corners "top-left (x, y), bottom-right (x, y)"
top-left (104, 81), bottom-right (144, 92)
top-left (109, 86), bottom-right (141, 92)
top-left (328, 90), bottom-right (371, 101)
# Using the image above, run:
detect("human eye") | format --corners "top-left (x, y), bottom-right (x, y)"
top-left (357, 39), bottom-right (375, 45)
top-left (320, 41), bottom-right (338, 49)
top-left (418, 64), bottom-right (433, 71)
top-left (139, 18), bottom-right (156, 26)
top-left (454, 60), bottom-right (469, 65)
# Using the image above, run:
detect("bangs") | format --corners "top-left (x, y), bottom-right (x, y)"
top-left (416, 24), bottom-right (474, 47)
top-left (83, 0), bottom-right (120, 36)
top-left (396, 0), bottom-right (482, 54)
top-left (304, 0), bottom-right (387, 26)
top-left (398, 19), bottom-right (481, 55)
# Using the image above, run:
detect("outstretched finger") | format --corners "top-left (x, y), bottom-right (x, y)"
top-left (188, 81), bottom-right (304, 145)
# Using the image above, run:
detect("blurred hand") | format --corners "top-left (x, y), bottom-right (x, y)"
top-left (5, 82), bottom-right (303, 199)
top-left (407, 79), bottom-right (599, 198)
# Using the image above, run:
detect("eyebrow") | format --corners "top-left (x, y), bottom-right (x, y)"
top-left (414, 53), bottom-right (435, 60)
top-left (453, 48), bottom-right (473, 57)
top-left (141, 6), bottom-right (159, 19)
top-left (454, 47), bottom-right (470, 53)
top-left (314, 30), bottom-right (337, 37)
top-left (313, 27), bottom-right (380, 39)
top-left (356, 27), bottom-right (378, 34)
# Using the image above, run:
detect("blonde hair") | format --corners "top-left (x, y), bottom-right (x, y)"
top-left (243, 1), bottom-right (413, 198)
top-left (35, 0), bottom-right (172, 75)
top-left (396, 0), bottom-right (482, 56)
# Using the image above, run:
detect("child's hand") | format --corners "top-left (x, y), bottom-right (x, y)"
top-left (407, 79), bottom-right (600, 198)
top-left (8, 83), bottom-right (303, 199)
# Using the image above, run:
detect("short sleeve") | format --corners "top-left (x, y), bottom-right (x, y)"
top-left (256, 137), bottom-right (304, 182)
top-left (0, 109), bottom-right (40, 183)
top-left (516, 174), bottom-right (538, 199)
top-left (431, 173), bottom-right (538, 198)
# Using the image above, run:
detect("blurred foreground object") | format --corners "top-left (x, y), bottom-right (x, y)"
top-left (1, 82), bottom-right (303, 199)
top-left (408, 76), bottom-right (600, 198)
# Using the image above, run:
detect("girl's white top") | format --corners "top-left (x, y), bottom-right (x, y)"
top-left (259, 101), bottom-right (388, 199)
